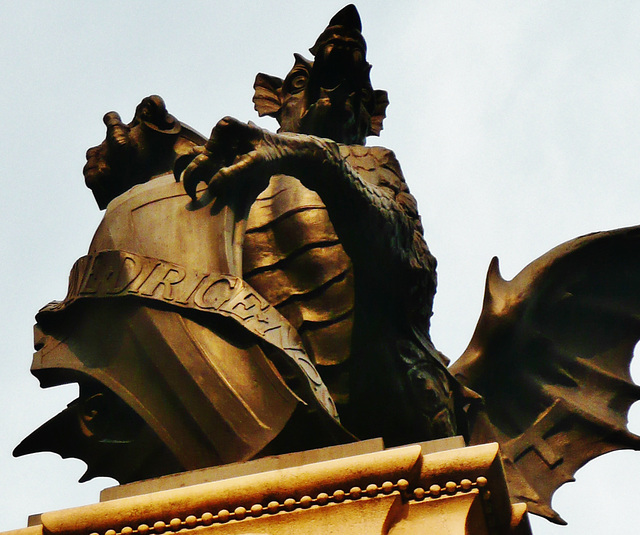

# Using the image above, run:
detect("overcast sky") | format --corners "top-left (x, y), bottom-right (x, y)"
top-left (1, 2), bottom-right (639, 533)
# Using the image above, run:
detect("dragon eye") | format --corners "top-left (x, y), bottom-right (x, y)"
top-left (286, 71), bottom-right (308, 94)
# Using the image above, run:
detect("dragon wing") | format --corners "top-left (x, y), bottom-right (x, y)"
top-left (450, 225), bottom-right (640, 524)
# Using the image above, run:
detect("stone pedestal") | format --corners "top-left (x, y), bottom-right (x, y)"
top-left (3, 441), bottom-right (532, 535)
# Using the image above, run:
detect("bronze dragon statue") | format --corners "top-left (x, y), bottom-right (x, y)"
top-left (16, 5), bottom-right (640, 525)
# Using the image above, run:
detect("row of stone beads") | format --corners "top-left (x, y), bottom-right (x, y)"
top-left (408, 476), bottom-right (488, 502)
top-left (90, 478), bottom-right (411, 535)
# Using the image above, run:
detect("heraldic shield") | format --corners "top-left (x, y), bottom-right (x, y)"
top-left (18, 172), bottom-right (349, 483)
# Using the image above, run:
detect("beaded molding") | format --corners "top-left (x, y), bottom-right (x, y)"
top-left (90, 476), bottom-right (489, 535)
top-left (405, 475), bottom-right (489, 502)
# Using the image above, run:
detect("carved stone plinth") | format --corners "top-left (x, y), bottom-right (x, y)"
top-left (3, 442), bottom-right (531, 535)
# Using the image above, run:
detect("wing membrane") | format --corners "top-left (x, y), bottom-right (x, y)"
top-left (451, 225), bottom-right (640, 523)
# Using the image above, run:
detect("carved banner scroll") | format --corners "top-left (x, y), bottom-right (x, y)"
top-left (37, 249), bottom-right (339, 421)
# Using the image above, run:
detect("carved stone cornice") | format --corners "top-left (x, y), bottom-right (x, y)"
top-left (5, 443), bottom-right (531, 535)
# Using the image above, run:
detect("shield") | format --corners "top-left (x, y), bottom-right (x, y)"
top-left (24, 174), bottom-right (345, 478)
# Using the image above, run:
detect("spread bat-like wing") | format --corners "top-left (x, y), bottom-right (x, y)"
top-left (450, 225), bottom-right (640, 524)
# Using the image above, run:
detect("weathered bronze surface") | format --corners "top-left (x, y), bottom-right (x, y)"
top-left (16, 4), bottom-right (640, 525)
top-left (84, 95), bottom-right (203, 209)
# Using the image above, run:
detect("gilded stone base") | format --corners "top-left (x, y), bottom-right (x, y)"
top-left (4, 442), bottom-right (531, 535)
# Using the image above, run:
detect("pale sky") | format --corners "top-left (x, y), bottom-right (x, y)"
top-left (1, 2), bottom-right (639, 533)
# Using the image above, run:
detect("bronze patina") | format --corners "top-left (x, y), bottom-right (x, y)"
top-left (16, 5), bottom-right (640, 525)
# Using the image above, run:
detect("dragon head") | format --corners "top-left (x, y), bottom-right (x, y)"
top-left (253, 4), bottom-right (388, 145)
